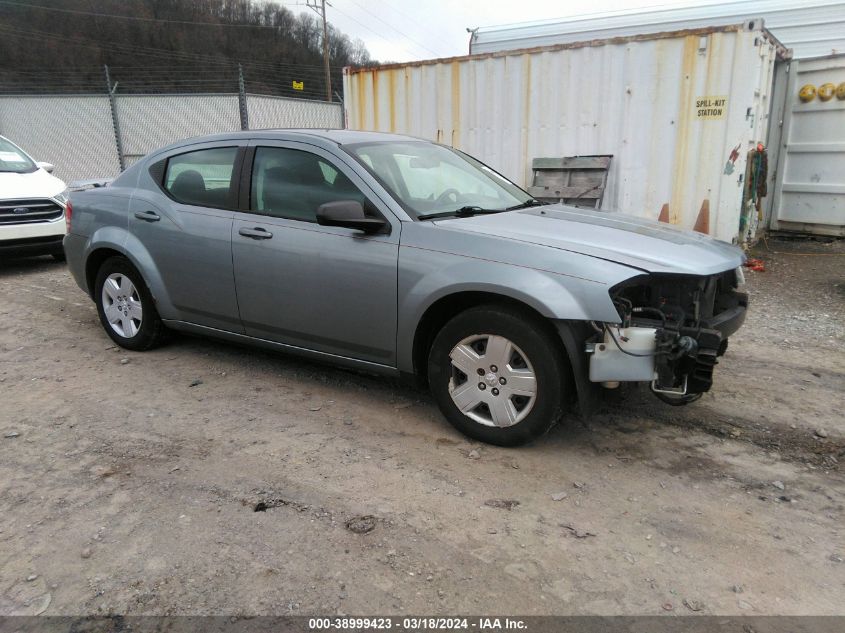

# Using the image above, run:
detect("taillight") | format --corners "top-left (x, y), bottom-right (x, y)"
top-left (65, 200), bottom-right (73, 233)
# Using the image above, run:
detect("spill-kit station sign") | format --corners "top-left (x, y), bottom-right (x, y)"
top-left (696, 96), bottom-right (728, 119)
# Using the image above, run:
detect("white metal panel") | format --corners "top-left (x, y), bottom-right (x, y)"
top-left (0, 96), bottom-right (120, 183)
top-left (345, 25), bottom-right (780, 243)
top-left (770, 55), bottom-right (845, 234)
top-left (471, 0), bottom-right (845, 60)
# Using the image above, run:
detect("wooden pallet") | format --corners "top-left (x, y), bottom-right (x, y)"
top-left (528, 155), bottom-right (612, 209)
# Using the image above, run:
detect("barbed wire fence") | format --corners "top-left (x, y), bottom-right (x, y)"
top-left (0, 60), bottom-right (344, 101)
top-left (0, 64), bottom-right (345, 182)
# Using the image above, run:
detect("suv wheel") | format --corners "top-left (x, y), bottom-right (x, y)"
top-left (427, 304), bottom-right (571, 446)
top-left (94, 256), bottom-right (165, 351)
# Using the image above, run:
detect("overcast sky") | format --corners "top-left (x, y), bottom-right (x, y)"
top-left (319, 0), bottom-right (726, 62)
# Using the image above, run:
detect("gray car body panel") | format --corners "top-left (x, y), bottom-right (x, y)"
top-left (442, 206), bottom-right (745, 275)
top-left (64, 129), bottom-right (745, 378)
top-left (231, 139), bottom-right (402, 365)
top-left (125, 139), bottom-right (245, 332)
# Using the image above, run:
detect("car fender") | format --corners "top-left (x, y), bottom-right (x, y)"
top-left (83, 226), bottom-right (178, 319)
top-left (397, 249), bottom-right (621, 373)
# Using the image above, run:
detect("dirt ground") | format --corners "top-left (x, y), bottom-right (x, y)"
top-left (1, 236), bottom-right (843, 616)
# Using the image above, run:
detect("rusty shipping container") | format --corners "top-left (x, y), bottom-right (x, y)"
top-left (343, 21), bottom-right (788, 243)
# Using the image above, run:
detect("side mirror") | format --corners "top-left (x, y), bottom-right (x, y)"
top-left (36, 162), bottom-right (54, 173)
top-left (316, 200), bottom-right (387, 234)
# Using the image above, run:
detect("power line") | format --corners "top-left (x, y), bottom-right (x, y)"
top-left (328, 4), bottom-right (425, 61)
top-left (344, 0), bottom-right (442, 58)
top-left (306, 0), bottom-right (332, 102)
top-left (369, 0), bottom-right (455, 52)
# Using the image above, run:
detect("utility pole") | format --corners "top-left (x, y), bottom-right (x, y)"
top-left (307, 0), bottom-right (332, 102)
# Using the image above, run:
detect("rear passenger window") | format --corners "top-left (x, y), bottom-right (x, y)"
top-left (164, 147), bottom-right (238, 209)
top-left (250, 147), bottom-right (369, 222)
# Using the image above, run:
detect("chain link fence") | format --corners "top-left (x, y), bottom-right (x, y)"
top-left (0, 69), bottom-right (343, 183)
top-left (247, 94), bottom-right (342, 130)
top-left (0, 95), bottom-right (121, 183)
top-left (117, 94), bottom-right (244, 169)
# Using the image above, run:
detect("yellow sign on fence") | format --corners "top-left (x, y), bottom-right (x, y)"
top-left (292, 80), bottom-right (304, 91)
top-left (696, 96), bottom-right (727, 119)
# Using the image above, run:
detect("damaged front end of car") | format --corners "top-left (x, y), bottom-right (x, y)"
top-left (586, 268), bottom-right (748, 405)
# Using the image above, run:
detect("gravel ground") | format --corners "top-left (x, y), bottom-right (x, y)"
top-left (1, 237), bottom-right (843, 616)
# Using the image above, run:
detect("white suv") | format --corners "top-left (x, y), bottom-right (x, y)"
top-left (0, 135), bottom-right (69, 260)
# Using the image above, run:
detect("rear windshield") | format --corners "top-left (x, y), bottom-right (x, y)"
top-left (0, 137), bottom-right (36, 174)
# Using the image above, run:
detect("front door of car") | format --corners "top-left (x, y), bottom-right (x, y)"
top-left (128, 142), bottom-right (244, 332)
top-left (231, 141), bottom-right (400, 367)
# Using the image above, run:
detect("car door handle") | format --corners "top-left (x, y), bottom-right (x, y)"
top-left (239, 227), bottom-right (273, 240)
top-left (134, 210), bottom-right (160, 222)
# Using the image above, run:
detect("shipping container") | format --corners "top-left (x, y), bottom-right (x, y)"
top-left (469, 0), bottom-right (845, 61)
top-left (344, 21), bottom-right (788, 243)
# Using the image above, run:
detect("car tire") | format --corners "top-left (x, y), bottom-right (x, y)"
top-left (427, 304), bottom-right (571, 446)
top-left (94, 256), bottom-right (165, 351)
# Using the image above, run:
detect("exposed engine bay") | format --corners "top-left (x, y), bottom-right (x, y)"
top-left (587, 268), bottom-right (748, 404)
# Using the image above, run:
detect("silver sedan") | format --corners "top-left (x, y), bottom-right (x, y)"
top-left (65, 130), bottom-right (747, 445)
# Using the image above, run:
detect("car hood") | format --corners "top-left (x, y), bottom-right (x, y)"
top-left (0, 168), bottom-right (66, 200)
top-left (433, 205), bottom-right (745, 275)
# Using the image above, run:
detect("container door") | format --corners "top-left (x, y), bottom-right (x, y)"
top-left (770, 55), bottom-right (845, 236)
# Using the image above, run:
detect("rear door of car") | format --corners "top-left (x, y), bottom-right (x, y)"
top-left (231, 140), bottom-right (400, 367)
top-left (130, 140), bottom-right (246, 332)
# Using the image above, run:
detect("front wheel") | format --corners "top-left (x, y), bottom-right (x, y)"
top-left (427, 305), bottom-right (571, 446)
top-left (94, 256), bottom-right (165, 351)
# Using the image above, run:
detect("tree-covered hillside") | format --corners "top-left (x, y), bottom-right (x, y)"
top-left (0, 0), bottom-right (375, 100)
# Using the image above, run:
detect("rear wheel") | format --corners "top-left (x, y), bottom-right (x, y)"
top-left (94, 256), bottom-right (165, 351)
top-left (427, 305), bottom-right (571, 446)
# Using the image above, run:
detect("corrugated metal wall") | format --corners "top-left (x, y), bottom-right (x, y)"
top-left (344, 25), bottom-right (781, 243)
top-left (471, 0), bottom-right (845, 60)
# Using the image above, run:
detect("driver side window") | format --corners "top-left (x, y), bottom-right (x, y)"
top-left (250, 147), bottom-right (369, 222)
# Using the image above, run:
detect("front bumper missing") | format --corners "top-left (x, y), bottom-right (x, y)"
top-left (586, 297), bottom-right (747, 396)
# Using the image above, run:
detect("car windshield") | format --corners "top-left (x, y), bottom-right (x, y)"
top-left (344, 141), bottom-right (533, 219)
top-left (0, 137), bottom-right (36, 174)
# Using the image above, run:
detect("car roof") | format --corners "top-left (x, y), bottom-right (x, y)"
top-left (144, 129), bottom-right (429, 161)
top-left (259, 129), bottom-right (425, 145)
top-left (173, 129), bottom-right (423, 147)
